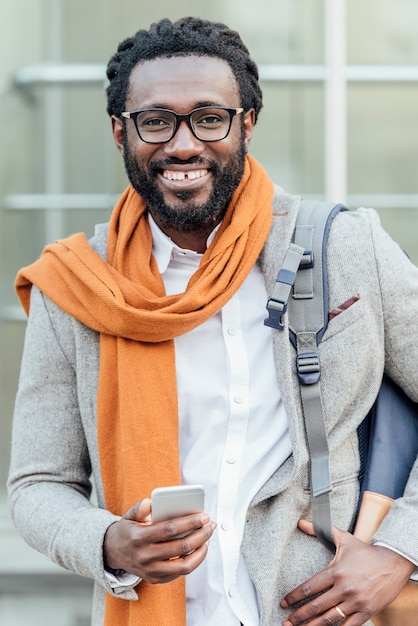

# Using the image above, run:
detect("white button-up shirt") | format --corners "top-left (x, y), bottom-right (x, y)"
top-left (149, 216), bottom-right (292, 626)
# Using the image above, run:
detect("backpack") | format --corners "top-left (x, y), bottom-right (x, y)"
top-left (264, 199), bottom-right (418, 556)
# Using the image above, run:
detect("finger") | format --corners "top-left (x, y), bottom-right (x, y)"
top-left (281, 527), bottom-right (352, 608)
top-left (145, 539), bottom-right (211, 584)
top-left (119, 514), bottom-right (214, 565)
top-left (122, 498), bottom-right (152, 523)
top-left (297, 518), bottom-right (342, 544)
top-left (297, 519), bottom-right (316, 536)
top-left (137, 520), bottom-right (216, 584)
top-left (281, 561), bottom-right (336, 609)
top-left (282, 588), bottom-right (350, 625)
top-left (152, 513), bottom-right (213, 542)
top-left (147, 519), bottom-right (216, 561)
top-left (106, 513), bottom-right (216, 581)
top-left (283, 603), bottom-right (355, 626)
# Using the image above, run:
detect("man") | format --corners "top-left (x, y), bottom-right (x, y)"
top-left (8, 16), bottom-right (418, 626)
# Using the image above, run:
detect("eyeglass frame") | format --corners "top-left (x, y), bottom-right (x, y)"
top-left (120, 106), bottom-right (244, 144)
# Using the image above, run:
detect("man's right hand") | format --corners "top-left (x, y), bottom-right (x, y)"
top-left (103, 499), bottom-right (217, 584)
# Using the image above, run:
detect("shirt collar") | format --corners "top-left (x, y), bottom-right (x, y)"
top-left (148, 212), bottom-right (220, 274)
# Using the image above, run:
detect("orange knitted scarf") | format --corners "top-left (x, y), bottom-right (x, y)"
top-left (15, 155), bottom-right (273, 625)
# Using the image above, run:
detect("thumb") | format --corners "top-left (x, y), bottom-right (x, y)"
top-left (297, 518), bottom-right (316, 536)
top-left (298, 519), bottom-right (344, 550)
top-left (122, 498), bottom-right (152, 524)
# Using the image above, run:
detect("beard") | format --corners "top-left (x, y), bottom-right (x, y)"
top-left (122, 135), bottom-right (247, 233)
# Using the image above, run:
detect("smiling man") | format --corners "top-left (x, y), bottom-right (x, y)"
top-left (8, 16), bottom-right (418, 626)
top-left (114, 55), bottom-right (252, 251)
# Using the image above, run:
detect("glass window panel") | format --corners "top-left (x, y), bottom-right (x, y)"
top-left (251, 83), bottom-right (324, 195)
top-left (347, 84), bottom-right (418, 194)
top-left (221, 0), bottom-right (325, 64)
top-left (0, 92), bottom-right (44, 196)
top-left (63, 0), bottom-right (324, 65)
top-left (375, 207), bottom-right (418, 266)
top-left (347, 83), bottom-right (418, 262)
top-left (347, 0), bottom-right (418, 64)
top-left (63, 87), bottom-right (118, 194)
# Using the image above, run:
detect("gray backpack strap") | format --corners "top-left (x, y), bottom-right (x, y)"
top-left (288, 200), bottom-right (348, 346)
top-left (265, 199), bottom-right (347, 553)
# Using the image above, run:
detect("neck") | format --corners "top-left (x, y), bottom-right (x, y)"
top-left (149, 214), bottom-right (222, 253)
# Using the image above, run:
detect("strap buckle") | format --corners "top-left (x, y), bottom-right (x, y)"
top-left (297, 352), bottom-right (321, 385)
top-left (300, 250), bottom-right (314, 269)
top-left (264, 297), bottom-right (287, 331)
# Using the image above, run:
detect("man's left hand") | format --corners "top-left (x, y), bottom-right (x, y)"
top-left (280, 519), bottom-right (415, 625)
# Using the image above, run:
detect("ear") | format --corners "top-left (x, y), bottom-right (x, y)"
top-left (243, 108), bottom-right (255, 152)
top-left (111, 115), bottom-right (125, 156)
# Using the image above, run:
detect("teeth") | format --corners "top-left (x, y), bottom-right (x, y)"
top-left (187, 171), bottom-right (202, 180)
top-left (163, 169), bottom-right (207, 181)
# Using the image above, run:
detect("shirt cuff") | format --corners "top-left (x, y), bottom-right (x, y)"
top-left (374, 542), bottom-right (418, 581)
top-left (104, 568), bottom-right (141, 588)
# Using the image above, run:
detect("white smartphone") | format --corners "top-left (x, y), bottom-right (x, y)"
top-left (151, 484), bottom-right (205, 524)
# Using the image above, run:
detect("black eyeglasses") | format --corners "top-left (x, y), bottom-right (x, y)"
top-left (121, 106), bottom-right (244, 144)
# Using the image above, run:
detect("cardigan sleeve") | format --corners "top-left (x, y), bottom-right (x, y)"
top-left (7, 285), bottom-right (139, 600)
top-left (365, 208), bottom-right (418, 401)
top-left (358, 208), bottom-right (418, 562)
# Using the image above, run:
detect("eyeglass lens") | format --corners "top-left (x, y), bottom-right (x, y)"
top-left (135, 107), bottom-right (234, 143)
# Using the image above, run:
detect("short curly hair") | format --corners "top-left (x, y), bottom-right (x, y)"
top-left (106, 17), bottom-right (263, 121)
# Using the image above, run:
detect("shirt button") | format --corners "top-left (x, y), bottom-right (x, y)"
top-left (226, 457), bottom-right (236, 464)
top-left (227, 327), bottom-right (237, 335)
top-left (234, 395), bottom-right (244, 404)
top-left (228, 586), bottom-right (237, 597)
top-left (221, 522), bottom-right (229, 531)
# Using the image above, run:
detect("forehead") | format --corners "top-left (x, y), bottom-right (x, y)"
top-left (126, 55), bottom-right (240, 111)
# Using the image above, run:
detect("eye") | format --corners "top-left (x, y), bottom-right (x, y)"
top-left (147, 118), bottom-right (165, 126)
top-left (136, 111), bottom-right (173, 132)
top-left (195, 113), bottom-right (224, 127)
top-left (140, 117), bottom-right (170, 129)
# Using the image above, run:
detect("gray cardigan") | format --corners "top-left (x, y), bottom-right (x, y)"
top-left (8, 187), bottom-right (418, 625)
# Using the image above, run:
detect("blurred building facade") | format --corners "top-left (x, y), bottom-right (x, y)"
top-left (0, 0), bottom-right (417, 623)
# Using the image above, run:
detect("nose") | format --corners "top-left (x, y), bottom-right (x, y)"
top-left (163, 119), bottom-right (205, 160)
